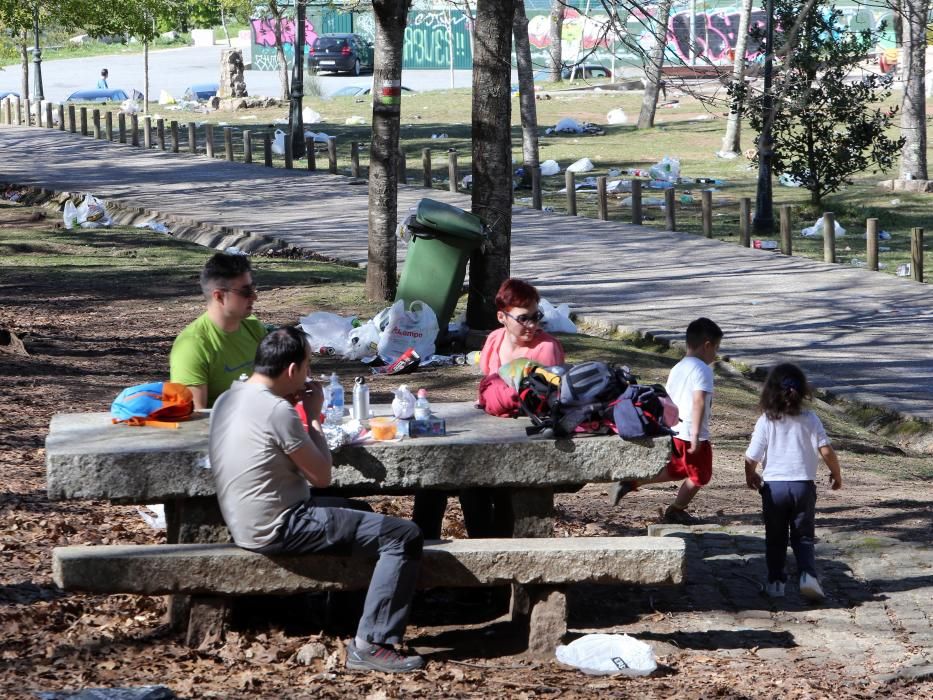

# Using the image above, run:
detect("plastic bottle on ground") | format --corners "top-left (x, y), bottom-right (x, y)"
top-left (326, 372), bottom-right (344, 426)
top-left (414, 389), bottom-right (431, 420)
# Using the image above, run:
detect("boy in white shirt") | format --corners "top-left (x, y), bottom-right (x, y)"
top-left (610, 318), bottom-right (723, 524)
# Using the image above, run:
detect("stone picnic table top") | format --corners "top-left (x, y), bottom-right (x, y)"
top-left (46, 402), bottom-right (671, 505)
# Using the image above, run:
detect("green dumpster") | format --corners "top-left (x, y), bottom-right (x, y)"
top-left (396, 198), bottom-right (486, 331)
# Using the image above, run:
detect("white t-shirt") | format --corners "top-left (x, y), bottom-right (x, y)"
top-left (745, 410), bottom-right (830, 481)
top-left (665, 355), bottom-right (714, 442)
top-left (209, 382), bottom-right (312, 550)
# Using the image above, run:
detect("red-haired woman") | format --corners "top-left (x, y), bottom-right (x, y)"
top-left (479, 277), bottom-right (565, 375)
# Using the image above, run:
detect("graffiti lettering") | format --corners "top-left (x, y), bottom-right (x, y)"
top-left (250, 18), bottom-right (316, 50)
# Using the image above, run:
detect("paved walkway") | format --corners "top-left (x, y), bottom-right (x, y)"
top-left (2, 125), bottom-right (932, 421)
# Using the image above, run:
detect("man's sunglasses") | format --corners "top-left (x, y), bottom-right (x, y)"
top-left (503, 309), bottom-right (544, 326)
top-left (221, 284), bottom-right (258, 298)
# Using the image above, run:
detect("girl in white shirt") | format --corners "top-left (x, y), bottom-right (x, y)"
top-left (745, 363), bottom-right (842, 601)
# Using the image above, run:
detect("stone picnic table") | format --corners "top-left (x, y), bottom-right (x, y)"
top-left (46, 401), bottom-right (671, 541)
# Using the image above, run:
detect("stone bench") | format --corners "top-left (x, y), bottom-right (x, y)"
top-left (53, 536), bottom-right (685, 654)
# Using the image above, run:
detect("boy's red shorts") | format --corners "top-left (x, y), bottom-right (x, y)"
top-left (666, 437), bottom-right (713, 486)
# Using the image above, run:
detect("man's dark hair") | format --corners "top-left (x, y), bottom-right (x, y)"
top-left (685, 317), bottom-right (724, 350)
top-left (101, 68), bottom-right (108, 77)
top-left (200, 252), bottom-right (252, 296)
top-left (253, 326), bottom-right (307, 378)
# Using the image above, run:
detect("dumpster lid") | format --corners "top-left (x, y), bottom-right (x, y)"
top-left (414, 198), bottom-right (487, 242)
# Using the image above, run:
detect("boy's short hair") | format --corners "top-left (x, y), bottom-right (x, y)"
top-left (101, 68), bottom-right (108, 76)
top-left (253, 326), bottom-right (307, 378)
top-left (685, 317), bottom-right (723, 349)
top-left (199, 252), bottom-right (252, 296)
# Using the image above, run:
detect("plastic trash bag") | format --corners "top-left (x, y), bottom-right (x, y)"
top-left (801, 215), bottom-right (846, 238)
top-left (302, 107), bottom-right (322, 124)
top-left (778, 172), bottom-right (803, 187)
top-left (271, 128), bottom-right (286, 155)
top-left (299, 311), bottom-right (356, 356)
top-left (304, 131), bottom-right (332, 143)
top-left (63, 194), bottom-right (111, 229)
top-left (539, 298), bottom-right (576, 334)
top-left (158, 89), bottom-right (175, 105)
top-left (648, 156), bottom-right (680, 183)
top-left (540, 160), bottom-right (561, 176)
top-left (553, 117), bottom-right (584, 134)
top-left (376, 299), bottom-right (439, 363)
top-left (567, 157), bottom-right (595, 173)
top-left (606, 108), bottom-right (628, 125)
top-left (119, 98), bottom-right (139, 114)
top-left (134, 221), bottom-right (170, 234)
top-left (555, 634), bottom-right (657, 676)
top-left (346, 320), bottom-right (381, 361)
top-left (36, 686), bottom-right (176, 700)
top-left (345, 115), bottom-right (366, 125)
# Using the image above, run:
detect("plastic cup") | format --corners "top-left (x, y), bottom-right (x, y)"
top-left (369, 417), bottom-right (397, 441)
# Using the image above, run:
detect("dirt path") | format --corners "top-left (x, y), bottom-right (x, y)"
top-left (1, 204), bottom-right (930, 698)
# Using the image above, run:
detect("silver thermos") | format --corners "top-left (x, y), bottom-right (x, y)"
top-left (352, 376), bottom-right (370, 421)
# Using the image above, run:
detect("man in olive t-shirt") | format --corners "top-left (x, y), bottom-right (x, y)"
top-left (170, 253), bottom-right (267, 408)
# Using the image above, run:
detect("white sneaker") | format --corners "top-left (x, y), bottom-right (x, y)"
top-left (764, 581), bottom-right (785, 598)
top-left (799, 573), bottom-right (826, 602)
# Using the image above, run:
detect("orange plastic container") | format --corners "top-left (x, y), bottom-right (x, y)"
top-left (369, 417), bottom-right (397, 441)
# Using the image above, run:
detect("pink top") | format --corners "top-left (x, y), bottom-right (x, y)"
top-left (479, 327), bottom-right (565, 376)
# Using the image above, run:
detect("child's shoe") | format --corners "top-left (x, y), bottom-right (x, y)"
top-left (608, 481), bottom-right (637, 506)
top-left (661, 504), bottom-right (696, 525)
top-left (764, 580), bottom-right (785, 598)
top-left (799, 573), bottom-right (826, 602)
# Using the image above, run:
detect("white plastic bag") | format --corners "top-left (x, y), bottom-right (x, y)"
top-left (346, 320), bottom-right (381, 361)
top-left (302, 107), bottom-right (322, 124)
top-left (606, 108), bottom-right (628, 125)
top-left (540, 159), bottom-right (561, 176)
top-left (376, 299), bottom-right (439, 362)
top-left (299, 312), bottom-right (356, 356)
top-left (539, 298), bottom-right (577, 334)
top-left (345, 115), bottom-right (366, 125)
top-left (801, 215), bottom-right (846, 238)
top-left (272, 128), bottom-right (287, 155)
top-left (555, 634), bottom-right (657, 676)
top-left (158, 89), bottom-right (176, 105)
top-left (648, 156), bottom-right (681, 183)
top-left (63, 194), bottom-right (111, 229)
top-left (554, 117), bottom-right (584, 134)
top-left (567, 157), bottom-right (595, 173)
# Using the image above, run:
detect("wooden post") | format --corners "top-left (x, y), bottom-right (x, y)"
top-left (822, 212), bottom-right (836, 263)
top-left (130, 114), bottom-right (139, 146)
top-left (4, 98), bottom-right (12, 125)
top-left (327, 136), bottom-right (337, 173)
top-left (156, 118), bottom-right (165, 150)
top-left (866, 218), bottom-right (878, 271)
top-left (104, 111), bottom-right (113, 141)
top-left (243, 131), bottom-right (252, 164)
top-left (911, 227), bottom-right (924, 282)
top-left (143, 116), bottom-right (152, 149)
top-left (780, 205), bottom-right (793, 256)
top-left (701, 189), bottom-right (713, 238)
top-left (204, 124), bottom-right (214, 158)
top-left (170, 120), bottom-right (179, 153)
top-left (631, 179), bottom-right (643, 225)
top-left (45, 102), bottom-right (53, 129)
top-left (92, 109), bottom-right (101, 139)
top-left (284, 138), bottom-right (293, 169)
top-left (80, 107), bottom-right (88, 136)
top-left (263, 132), bottom-right (272, 167)
top-left (448, 150), bottom-right (458, 192)
top-left (397, 145), bottom-right (406, 183)
top-left (664, 187), bottom-right (676, 231)
top-left (24, 98), bottom-right (30, 126)
top-left (68, 104), bottom-right (76, 133)
top-left (351, 142), bottom-right (360, 177)
top-left (565, 170), bottom-right (576, 216)
top-left (57, 103), bottom-right (64, 131)
top-left (531, 166), bottom-right (542, 210)
top-left (188, 122), bottom-right (197, 154)
top-left (597, 176), bottom-right (608, 221)
top-left (739, 197), bottom-right (751, 247)
top-left (224, 127), bottom-right (234, 162)
top-left (305, 137), bottom-right (315, 170)
top-left (117, 112), bottom-right (126, 143)
top-left (15, 98), bottom-right (23, 125)
top-left (421, 147), bottom-right (431, 187)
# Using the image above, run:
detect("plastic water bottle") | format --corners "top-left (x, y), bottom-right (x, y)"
top-left (352, 376), bottom-right (370, 421)
top-left (326, 373), bottom-right (344, 426)
top-left (414, 388), bottom-right (431, 420)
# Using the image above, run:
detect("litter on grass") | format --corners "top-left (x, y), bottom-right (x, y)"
top-left (606, 108), bottom-right (628, 124)
top-left (566, 157), bottom-right (595, 173)
top-left (801, 215), bottom-right (846, 237)
top-left (540, 160), bottom-right (561, 176)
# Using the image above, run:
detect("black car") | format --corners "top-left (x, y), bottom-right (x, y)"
top-left (307, 33), bottom-right (373, 76)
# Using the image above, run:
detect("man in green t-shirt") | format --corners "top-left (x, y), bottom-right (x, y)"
top-left (170, 253), bottom-right (268, 408)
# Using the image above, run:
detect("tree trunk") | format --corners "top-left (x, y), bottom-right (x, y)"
top-left (513, 1), bottom-right (539, 170)
top-left (366, 0), bottom-right (410, 302)
top-left (144, 39), bottom-right (150, 113)
top-left (900, 0), bottom-right (928, 179)
top-left (288, 0), bottom-right (306, 158)
top-left (720, 0), bottom-right (753, 154)
top-left (468, 0), bottom-right (513, 330)
top-left (637, 0), bottom-right (674, 129)
top-left (221, 7), bottom-right (231, 47)
top-left (270, 4), bottom-right (290, 101)
top-left (20, 32), bottom-right (29, 101)
top-left (547, 0), bottom-right (564, 82)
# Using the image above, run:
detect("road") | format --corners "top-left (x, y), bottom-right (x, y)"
top-left (0, 44), bottom-right (478, 102)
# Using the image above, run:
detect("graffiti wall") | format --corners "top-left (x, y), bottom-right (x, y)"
top-left (403, 9), bottom-right (472, 69)
top-left (250, 18), bottom-right (318, 72)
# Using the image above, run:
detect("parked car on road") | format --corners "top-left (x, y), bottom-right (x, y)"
top-left (183, 83), bottom-right (218, 102)
top-left (307, 33), bottom-right (374, 76)
top-left (65, 88), bottom-right (134, 103)
top-left (533, 65), bottom-right (613, 81)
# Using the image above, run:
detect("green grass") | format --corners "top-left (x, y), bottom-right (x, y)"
top-left (0, 34), bottom-right (191, 68)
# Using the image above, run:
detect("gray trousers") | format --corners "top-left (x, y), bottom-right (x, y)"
top-left (261, 496), bottom-right (423, 645)
top-left (760, 480), bottom-right (818, 583)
